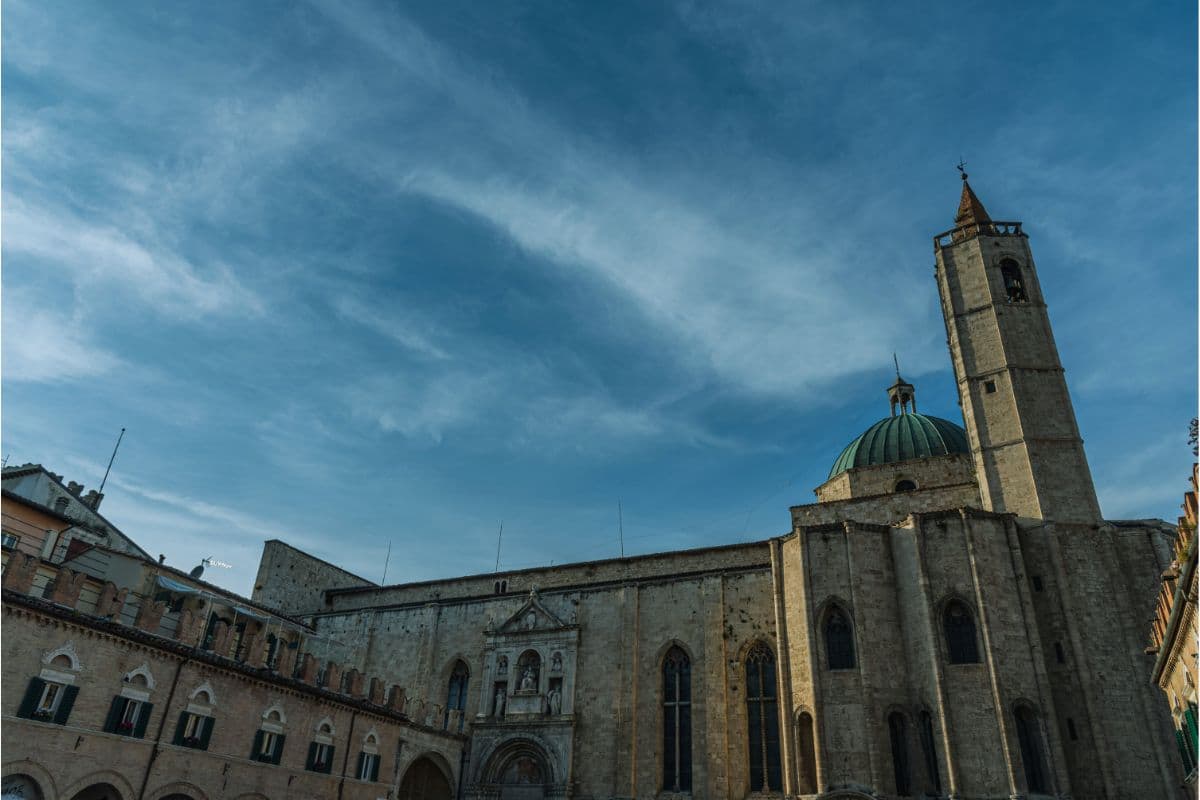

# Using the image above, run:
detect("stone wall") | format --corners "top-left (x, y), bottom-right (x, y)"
top-left (251, 539), bottom-right (375, 615)
top-left (814, 452), bottom-right (976, 503)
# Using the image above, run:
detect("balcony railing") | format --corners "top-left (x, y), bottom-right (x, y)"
top-left (934, 221), bottom-right (1024, 250)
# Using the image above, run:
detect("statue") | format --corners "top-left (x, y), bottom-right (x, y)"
top-left (520, 666), bottom-right (536, 692)
top-left (497, 656), bottom-right (508, 675)
top-left (551, 652), bottom-right (562, 672)
top-left (494, 686), bottom-right (506, 718)
top-left (524, 611), bottom-right (536, 630)
top-left (547, 686), bottom-right (562, 715)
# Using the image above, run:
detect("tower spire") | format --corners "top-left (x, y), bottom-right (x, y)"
top-left (954, 164), bottom-right (992, 233)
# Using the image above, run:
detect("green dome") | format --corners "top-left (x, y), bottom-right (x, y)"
top-left (828, 412), bottom-right (969, 479)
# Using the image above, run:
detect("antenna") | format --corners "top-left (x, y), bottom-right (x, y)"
top-left (494, 521), bottom-right (504, 572)
top-left (618, 501), bottom-right (625, 558)
top-left (893, 352), bottom-right (901, 379)
top-left (98, 427), bottom-right (126, 494)
top-left (1, 454), bottom-right (9, 468)
top-left (381, 541), bottom-right (392, 585)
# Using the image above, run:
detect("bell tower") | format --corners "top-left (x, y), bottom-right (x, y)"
top-left (933, 170), bottom-right (1101, 524)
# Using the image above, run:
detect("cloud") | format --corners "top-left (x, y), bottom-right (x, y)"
top-left (332, 296), bottom-right (449, 360)
top-left (1, 300), bottom-right (123, 383)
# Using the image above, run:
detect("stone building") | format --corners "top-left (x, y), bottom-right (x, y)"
top-left (1147, 463), bottom-right (1199, 785)
top-left (3, 176), bottom-right (1189, 800)
top-left (0, 489), bottom-right (466, 800)
top-left (243, 177), bottom-right (1187, 800)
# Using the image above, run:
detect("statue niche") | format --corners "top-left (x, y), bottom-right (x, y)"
top-left (516, 650), bottom-right (540, 693)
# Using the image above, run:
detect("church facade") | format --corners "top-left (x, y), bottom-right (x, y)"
top-left (247, 178), bottom-right (1189, 800)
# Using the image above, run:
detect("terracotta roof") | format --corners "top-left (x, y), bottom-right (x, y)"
top-left (955, 177), bottom-right (992, 228)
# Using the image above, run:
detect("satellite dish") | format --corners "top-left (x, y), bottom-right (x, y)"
top-left (189, 564), bottom-right (205, 579)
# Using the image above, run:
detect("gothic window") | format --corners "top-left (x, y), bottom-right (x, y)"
top-left (1014, 704), bottom-right (1047, 793)
top-left (662, 646), bottom-right (692, 792)
top-left (943, 601), bottom-right (980, 664)
top-left (446, 660), bottom-right (469, 731)
top-left (919, 710), bottom-right (942, 795)
top-left (1000, 259), bottom-right (1028, 303)
top-left (745, 643), bottom-right (782, 792)
top-left (894, 479), bottom-right (917, 492)
top-left (796, 712), bottom-right (817, 794)
top-left (888, 712), bottom-right (912, 796)
top-left (825, 607), bottom-right (856, 670)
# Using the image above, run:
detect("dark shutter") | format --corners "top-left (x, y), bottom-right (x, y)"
top-left (251, 730), bottom-right (264, 760)
top-left (199, 716), bottom-right (214, 750)
top-left (53, 686), bottom-right (78, 725)
top-left (272, 733), bottom-right (286, 765)
top-left (173, 711), bottom-right (188, 745)
top-left (104, 696), bottom-right (126, 733)
top-left (357, 752), bottom-right (366, 780)
top-left (323, 746), bottom-right (335, 774)
top-left (16, 678), bottom-right (46, 719)
top-left (306, 741), bottom-right (318, 771)
top-left (134, 702), bottom-right (153, 739)
top-left (370, 754), bottom-right (380, 782)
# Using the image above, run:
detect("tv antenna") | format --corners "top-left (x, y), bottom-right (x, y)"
top-left (618, 500), bottom-right (625, 558)
top-left (98, 427), bottom-right (126, 494)
top-left (381, 540), bottom-right (392, 585)
top-left (494, 521), bottom-right (504, 572)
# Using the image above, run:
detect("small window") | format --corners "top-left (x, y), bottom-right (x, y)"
top-left (1054, 642), bottom-right (1065, 664)
top-left (1031, 575), bottom-right (1043, 592)
top-left (2, 532), bottom-right (19, 550)
top-left (17, 678), bottom-right (78, 725)
top-left (358, 751), bottom-right (381, 782)
top-left (176, 711), bottom-right (213, 749)
top-left (944, 601), bottom-right (980, 664)
top-left (1066, 718), bottom-right (1078, 741)
top-left (37, 683), bottom-right (63, 716)
top-left (308, 741), bottom-right (335, 773)
top-left (894, 479), bottom-right (917, 492)
top-left (104, 696), bottom-right (151, 738)
top-left (825, 608), bottom-right (856, 670)
top-left (984, 380), bottom-right (997, 394)
top-left (252, 728), bottom-right (285, 764)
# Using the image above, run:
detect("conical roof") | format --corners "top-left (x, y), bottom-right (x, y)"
top-left (955, 177), bottom-right (991, 228)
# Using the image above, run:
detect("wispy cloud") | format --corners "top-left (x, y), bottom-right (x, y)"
top-left (1, 300), bottom-right (124, 383)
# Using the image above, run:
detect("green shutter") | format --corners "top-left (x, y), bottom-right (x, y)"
top-left (104, 696), bottom-right (125, 733)
top-left (1177, 729), bottom-right (1191, 769)
top-left (371, 754), bottom-right (380, 783)
top-left (306, 741), bottom-right (318, 771)
top-left (1187, 706), bottom-right (1199, 758)
top-left (357, 752), bottom-right (366, 780)
top-left (134, 702), bottom-right (153, 739)
top-left (272, 733), bottom-right (286, 765)
top-left (173, 711), bottom-right (188, 745)
top-left (251, 730), bottom-right (264, 760)
top-left (16, 678), bottom-right (46, 719)
top-left (53, 686), bottom-right (78, 725)
top-left (199, 716), bottom-right (214, 750)
top-left (323, 746), bottom-right (335, 774)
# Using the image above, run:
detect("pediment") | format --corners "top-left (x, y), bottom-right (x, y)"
top-left (497, 590), bottom-right (566, 633)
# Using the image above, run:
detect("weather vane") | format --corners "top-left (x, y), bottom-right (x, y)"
top-left (956, 158), bottom-right (968, 181)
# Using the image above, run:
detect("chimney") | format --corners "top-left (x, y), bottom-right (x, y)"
top-left (66, 481), bottom-right (84, 497)
top-left (82, 490), bottom-right (104, 510)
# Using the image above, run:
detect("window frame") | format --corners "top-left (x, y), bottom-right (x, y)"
top-left (661, 645), bottom-right (692, 793)
top-left (744, 642), bottom-right (783, 793)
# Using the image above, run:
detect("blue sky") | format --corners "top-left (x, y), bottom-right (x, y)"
top-left (3, 0), bottom-right (1195, 596)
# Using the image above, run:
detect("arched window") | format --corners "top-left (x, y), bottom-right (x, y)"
top-left (944, 601), bottom-right (980, 664)
top-left (888, 712), bottom-right (911, 796)
top-left (1000, 259), bottom-right (1028, 302)
top-left (894, 479), bottom-right (917, 492)
top-left (825, 607), bottom-right (856, 670)
top-left (919, 710), bottom-right (941, 795)
top-left (662, 646), bottom-right (692, 792)
top-left (446, 660), bottom-right (469, 732)
top-left (1014, 704), bottom-right (1047, 793)
top-left (796, 712), bottom-right (817, 794)
top-left (745, 643), bottom-right (782, 792)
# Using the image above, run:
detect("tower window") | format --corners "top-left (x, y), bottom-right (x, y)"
top-left (919, 710), bottom-right (942, 795)
top-left (825, 607), bottom-right (856, 670)
top-left (1031, 575), bottom-right (1043, 592)
top-left (1000, 259), bottom-right (1028, 303)
top-left (894, 479), bottom-right (917, 492)
top-left (888, 712), bottom-right (912, 796)
top-left (1014, 704), bottom-right (1048, 793)
top-left (446, 660), bottom-right (469, 731)
top-left (984, 380), bottom-right (997, 394)
top-left (1054, 642), bottom-right (1065, 664)
top-left (1066, 717), bottom-right (1078, 741)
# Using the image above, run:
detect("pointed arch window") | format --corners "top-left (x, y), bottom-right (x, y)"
top-left (662, 646), bottom-right (692, 792)
top-left (888, 712), bottom-right (911, 796)
top-left (825, 607), bottom-right (856, 670)
top-left (1000, 259), bottom-right (1028, 303)
top-left (446, 661), bottom-right (469, 732)
top-left (918, 710), bottom-right (941, 795)
top-left (1014, 704), bottom-right (1047, 794)
top-left (943, 601), bottom-right (980, 664)
top-left (745, 643), bottom-right (782, 792)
